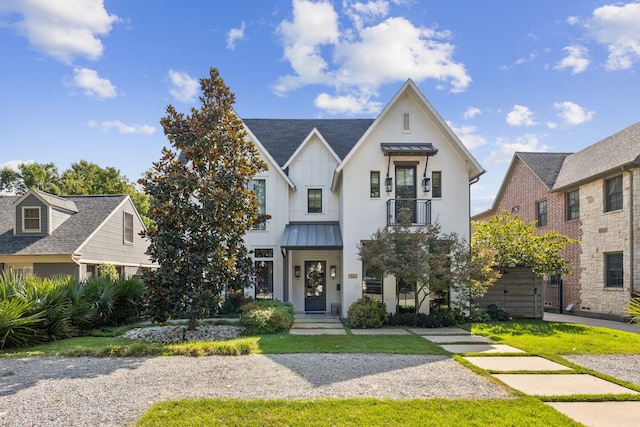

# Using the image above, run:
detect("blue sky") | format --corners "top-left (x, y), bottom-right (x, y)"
top-left (1, 0), bottom-right (639, 214)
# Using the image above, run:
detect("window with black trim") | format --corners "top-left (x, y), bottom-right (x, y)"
top-left (23, 207), bottom-right (41, 232)
top-left (605, 252), bottom-right (623, 288)
top-left (254, 248), bottom-right (273, 300)
top-left (308, 188), bottom-right (322, 213)
top-left (566, 189), bottom-right (579, 220)
top-left (362, 263), bottom-right (383, 301)
top-left (370, 171), bottom-right (380, 198)
top-left (605, 175), bottom-right (622, 212)
top-left (249, 179), bottom-right (266, 230)
top-left (536, 200), bottom-right (547, 227)
top-left (123, 212), bottom-right (134, 244)
top-left (432, 171), bottom-right (442, 198)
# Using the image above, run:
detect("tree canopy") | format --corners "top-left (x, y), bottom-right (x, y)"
top-left (471, 211), bottom-right (578, 276)
top-left (0, 160), bottom-right (150, 226)
top-left (358, 215), bottom-right (500, 314)
top-left (139, 67), bottom-right (267, 329)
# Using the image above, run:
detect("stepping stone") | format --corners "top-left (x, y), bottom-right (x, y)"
top-left (289, 328), bottom-right (346, 335)
top-left (494, 374), bottom-right (640, 396)
top-left (547, 402), bottom-right (640, 427)
top-left (350, 328), bottom-right (410, 335)
top-left (463, 356), bottom-right (572, 372)
top-left (441, 344), bottom-right (525, 354)
top-left (291, 322), bottom-right (344, 329)
top-left (410, 327), bottom-right (471, 335)
top-left (423, 335), bottom-right (493, 344)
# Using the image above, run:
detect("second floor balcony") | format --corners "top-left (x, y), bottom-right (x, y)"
top-left (386, 199), bottom-right (432, 227)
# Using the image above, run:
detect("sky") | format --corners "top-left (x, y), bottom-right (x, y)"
top-left (1, 0), bottom-right (639, 214)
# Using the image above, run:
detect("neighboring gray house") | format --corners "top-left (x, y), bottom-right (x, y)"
top-left (0, 188), bottom-right (155, 279)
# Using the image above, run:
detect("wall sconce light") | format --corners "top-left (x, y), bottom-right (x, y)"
top-left (294, 265), bottom-right (301, 278)
top-left (385, 175), bottom-right (393, 193)
top-left (330, 265), bottom-right (336, 278)
top-left (422, 177), bottom-right (431, 193)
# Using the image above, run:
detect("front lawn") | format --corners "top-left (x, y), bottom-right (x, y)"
top-left (469, 320), bottom-right (640, 355)
top-left (135, 397), bottom-right (582, 427)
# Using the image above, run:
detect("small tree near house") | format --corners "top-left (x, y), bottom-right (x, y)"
top-left (139, 67), bottom-right (267, 330)
top-left (358, 215), bottom-right (500, 315)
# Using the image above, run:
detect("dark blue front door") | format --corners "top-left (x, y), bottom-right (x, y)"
top-left (304, 261), bottom-right (326, 311)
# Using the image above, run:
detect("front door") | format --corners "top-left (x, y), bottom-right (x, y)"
top-left (304, 261), bottom-right (326, 311)
top-left (395, 165), bottom-right (416, 223)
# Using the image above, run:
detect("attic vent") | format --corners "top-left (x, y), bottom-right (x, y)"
top-left (402, 112), bottom-right (411, 133)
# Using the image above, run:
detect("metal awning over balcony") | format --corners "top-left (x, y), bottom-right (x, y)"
top-left (381, 143), bottom-right (438, 156)
top-left (281, 222), bottom-right (343, 250)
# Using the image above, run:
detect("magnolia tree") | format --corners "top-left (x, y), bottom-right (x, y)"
top-left (358, 215), bottom-right (500, 314)
top-left (140, 68), bottom-right (267, 330)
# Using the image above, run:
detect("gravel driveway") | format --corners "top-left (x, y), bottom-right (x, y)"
top-left (0, 354), bottom-right (510, 426)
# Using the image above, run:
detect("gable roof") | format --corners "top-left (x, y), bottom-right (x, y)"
top-left (517, 152), bottom-right (572, 189)
top-left (242, 118), bottom-right (375, 167)
top-left (0, 194), bottom-right (128, 256)
top-left (553, 121), bottom-right (640, 190)
top-left (13, 188), bottom-right (78, 213)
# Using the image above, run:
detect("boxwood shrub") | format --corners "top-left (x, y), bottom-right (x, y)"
top-left (239, 300), bottom-right (294, 335)
top-left (346, 297), bottom-right (388, 329)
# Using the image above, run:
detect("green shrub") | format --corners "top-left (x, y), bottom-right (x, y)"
top-left (627, 296), bottom-right (640, 325)
top-left (387, 307), bottom-right (463, 328)
top-left (239, 300), bottom-right (294, 334)
top-left (486, 304), bottom-right (510, 321)
top-left (346, 297), bottom-right (388, 329)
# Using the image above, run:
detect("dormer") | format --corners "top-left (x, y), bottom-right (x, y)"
top-left (12, 188), bottom-right (78, 236)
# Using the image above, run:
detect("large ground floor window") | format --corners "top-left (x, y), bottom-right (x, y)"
top-left (362, 264), bottom-right (383, 301)
top-left (254, 248), bottom-right (274, 299)
top-left (397, 279), bottom-right (415, 313)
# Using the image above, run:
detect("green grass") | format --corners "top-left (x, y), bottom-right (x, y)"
top-left (135, 397), bottom-right (582, 427)
top-left (469, 320), bottom-right (640, 355)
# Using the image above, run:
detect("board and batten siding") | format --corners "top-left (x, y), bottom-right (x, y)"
top-left (77, 198), bottom-right (151, 266)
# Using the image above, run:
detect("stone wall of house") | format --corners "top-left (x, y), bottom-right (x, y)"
top-left (578, 169), bottom-right (638, 318)
top-left (473, 158), bottom-right (582, 313)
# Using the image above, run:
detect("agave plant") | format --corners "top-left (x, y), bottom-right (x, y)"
top-left (627, 297), bottom-right (640, 326)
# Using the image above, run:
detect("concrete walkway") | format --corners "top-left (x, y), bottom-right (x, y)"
top-left (290, 313), bottom-right (640, 426)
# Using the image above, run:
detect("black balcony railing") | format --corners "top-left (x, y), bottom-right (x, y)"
top-left (386, 199), bottom-right (432, 226)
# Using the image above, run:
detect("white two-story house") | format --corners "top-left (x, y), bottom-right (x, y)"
top-left (243, 79), bottom-right (484, 316)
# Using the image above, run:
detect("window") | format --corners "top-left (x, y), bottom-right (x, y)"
top-left (432, 171), bottom-right (442, 198)
top-left (396, 278), bottom-right (415, 313)
top-left (362, 263), bottom-right (383, 301)
top-left (370, 171), bottom-right (380, 198)
top-left (254, 248), bottom-right (273, 300)
top-left (536, 200), bottom-right (547, 227)
top-left (548, 273), bottom-right (562, 286)
top-left (605, 175), bottom-right (622, 212)
top-left (566, 190), bottom-right (580, 220)
top-left (22, 207), bottom-right (41, 232)
top-left (605, 253), bottom-right (623, 288)
top-left (123, 212), bottom-right (134, 244)
top-left (249, 179), bottom-right (266, 230)
top-left (402, 112), bottom-right (410, 133)
top-left (307, 188), bottom-right (322, 213)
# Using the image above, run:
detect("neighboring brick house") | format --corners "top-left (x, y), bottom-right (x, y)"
top-left (473, 121), bottom-right (640, 319)
top-left (472, 152), bottom-right (581, 314)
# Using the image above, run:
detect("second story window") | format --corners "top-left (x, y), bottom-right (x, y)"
top-left (370, 171), bottom-right (380, 198)
top-left (23, 207), bottom-right (41, 232)
top-left (536, 200), bottom-right (547, 227)
top-left (308, 188), bottom-right (322, 213)
top-left (566, 189), bottom-right (579, 220)
top-left (249, 179), bottom-right (266, 230)
top-left (123, 212), bottom-right (134, 244)
top-left (432, 171), bottom-right (442, 198)
top-left (605, 175), bottom-right (622, 212)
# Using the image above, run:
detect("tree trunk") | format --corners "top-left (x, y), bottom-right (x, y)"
top-left (188, 314), bottom-right (197, 331)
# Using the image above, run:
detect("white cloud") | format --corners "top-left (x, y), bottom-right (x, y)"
top-left (553, 101), bottom-right (595, 125)
top-left (168, 70), bottom-right (199, 103)
top-left (0, 0), bottom-right (119, 64)
top-left (586, 2), bottom-right (640, 70)
top-left (447, 121), bottom-right (487, 150)
top-left (275, 0), bottom-right (470, 114)
top-left (463, 107), bottom-right (481, 119)
top-left (88, 120), bottom-right (156, 134)
top-left (0, 160), bottom-right (31, 171)
top-left (226, 21), bottom-right (246, 50)
top-left (314, 92), bottom-right (382, 114)
top-left (554, 45), bottom-right (590, 74)
top-left (506, 105), bottom-right (537, 127)
top-left (547, 121), bottom-right (558, 129)
top-left (486, 134), bottom-right (551, 165)
top-left (70, 67), bottom-right (117, 99)
top-left (567, 16), bottom-right (579, 26)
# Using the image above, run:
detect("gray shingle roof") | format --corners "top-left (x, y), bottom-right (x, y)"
top-left (553, 121), bottom-right (640, 190)
top-left (243, 119), bottom-right (375, 167)
top-left (516, 152), bottom-right (572, 189)
top-left (0, 194), bottom-right (127, 255)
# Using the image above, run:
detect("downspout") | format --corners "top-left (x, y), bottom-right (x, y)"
top-left (467, 174), bottom-right (481, 314)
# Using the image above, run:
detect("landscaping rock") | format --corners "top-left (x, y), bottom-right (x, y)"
top-left (122, 325), bottom-right (244, 344)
